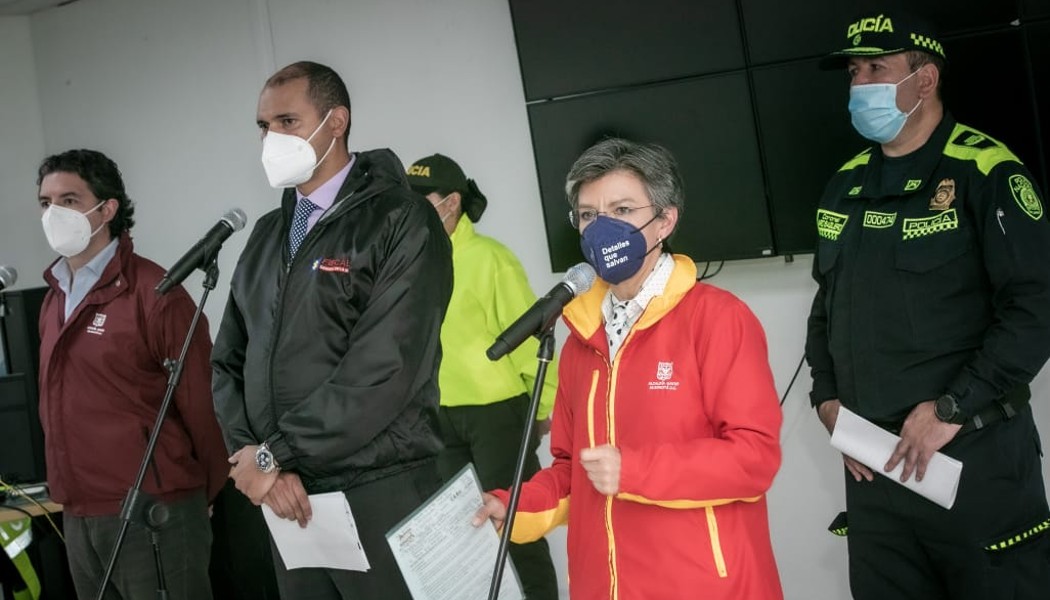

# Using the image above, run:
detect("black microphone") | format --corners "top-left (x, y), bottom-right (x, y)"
top-left (486, 262), bottom-right (596, 361)
top-left (0, 266), bottom-right (16, 291)
top-left (155, 209), bottom-right (247, 295)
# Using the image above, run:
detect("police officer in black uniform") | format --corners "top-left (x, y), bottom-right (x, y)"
top-left (806, 11), bottom-right (1050, 600)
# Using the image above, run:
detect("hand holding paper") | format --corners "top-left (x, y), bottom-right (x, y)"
top-left (830, 407), bottom-right (963, 509)
top-left (883, 400), bottom-right (963, 483)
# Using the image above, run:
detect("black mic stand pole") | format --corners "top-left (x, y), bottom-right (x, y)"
top-left (487, 326), bottom-right (555, 600)
top-left (96, 258), bottom-right (220, 600)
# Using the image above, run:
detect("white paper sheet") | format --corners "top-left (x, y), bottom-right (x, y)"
top-left (386, 464), bottom-right (524, 600)
top-left (830, 407), bottom-right (963, 509)
top-left (262, 491), bottom-right (371, 571)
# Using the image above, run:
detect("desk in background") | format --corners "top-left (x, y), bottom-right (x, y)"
top-left (0, 500), bottom-right (62, 525)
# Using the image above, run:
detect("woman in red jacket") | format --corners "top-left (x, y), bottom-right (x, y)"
top-left (475, 138), bottom-right (784, 599)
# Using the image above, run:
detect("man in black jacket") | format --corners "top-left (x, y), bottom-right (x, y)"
top-left (212, 61), bottom-right (453, 599)
top-left (806, 12), bottom-right (1050, 600)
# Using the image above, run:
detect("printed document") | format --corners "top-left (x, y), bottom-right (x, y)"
top-left (386, 464), bottom-right (524, 600)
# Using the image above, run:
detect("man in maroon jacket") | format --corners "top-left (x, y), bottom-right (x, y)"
top-left (35, 149), bottom-right (228, 599)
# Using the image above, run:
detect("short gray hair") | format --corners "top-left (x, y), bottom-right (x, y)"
top-left (565, 138), bottom-right (684, 220)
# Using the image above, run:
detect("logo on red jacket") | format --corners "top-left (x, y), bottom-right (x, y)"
top-left (310, 257), bottom-right (351, 274)
top-left (649, 361), bottom-right (679, 391)
top-left (87, 312), bottom-right (107, 336)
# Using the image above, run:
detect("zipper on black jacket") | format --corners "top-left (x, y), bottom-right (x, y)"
top-left (268, 190), bottom-right (358, 427)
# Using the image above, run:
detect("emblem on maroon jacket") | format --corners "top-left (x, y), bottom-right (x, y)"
top-left (87, 312), bottom-right (107, 336)
top-left (311, 257), bottom-right (351, 274)
top-left (929, 179), bottom-right (956, 211)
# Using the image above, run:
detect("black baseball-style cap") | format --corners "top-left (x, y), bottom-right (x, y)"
top-left (406, 153), bottom-right (488, 222)
top-left (819, 11), bottom-right (946, 70)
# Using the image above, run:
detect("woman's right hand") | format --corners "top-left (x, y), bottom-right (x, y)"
top-left (472, 493), bottom-right (507, 529)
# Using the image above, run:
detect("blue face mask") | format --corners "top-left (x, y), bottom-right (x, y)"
top-left (579, 215), bottom-right (658, 284)
top-left (848, 69), bottom-right (922, 144)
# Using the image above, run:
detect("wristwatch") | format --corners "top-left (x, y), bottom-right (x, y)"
top-left (934, 393), bottom-right (965, 424)
top-left (255, 442), bottom-right (278, 474)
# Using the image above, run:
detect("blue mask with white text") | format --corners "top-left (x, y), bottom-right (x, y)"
top-left (579, 216), bottom-right (654, 284)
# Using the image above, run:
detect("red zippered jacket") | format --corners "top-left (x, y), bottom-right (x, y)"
top-left (495, 255), bottom-right (783, 599)
top-left (38, 234), bottom-right (229, 516)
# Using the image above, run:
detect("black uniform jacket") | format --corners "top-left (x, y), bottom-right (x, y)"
top-left (212, 149), bottom-right (453, 493)
top-left (806, 114), bottom-right (1050, 423)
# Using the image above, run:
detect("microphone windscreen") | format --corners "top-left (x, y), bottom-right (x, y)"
top-left (563, 262), bottom-right (596, 297)
top-left (221, 208), bottom-right (248, 232)
top-left (0, 265), bottom-right (17, 289)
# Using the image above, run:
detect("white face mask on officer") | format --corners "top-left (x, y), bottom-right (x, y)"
top-left (432, 194), bottom-right (454, 223)
top-left (41, 201), bottom-right (108, 258)
top-left (260, 109), bottom-right (336, 188)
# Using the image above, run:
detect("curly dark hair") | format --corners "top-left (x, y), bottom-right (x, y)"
top-left (265, 61), bottom-right (352, 147)
top-left (37, 149), bottom-right (135, 237)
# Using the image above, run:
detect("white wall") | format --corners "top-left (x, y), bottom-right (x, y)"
top-left (3, 1), bottom-right (1048, 599)
top-left (0, 16), bottom-right (49, 288)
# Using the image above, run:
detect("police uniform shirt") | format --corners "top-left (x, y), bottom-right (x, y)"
top-left (806, 114), bottom-right (1050, 423)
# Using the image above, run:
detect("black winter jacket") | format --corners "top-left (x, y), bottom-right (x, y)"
top-left (212, 149), bottom-right (453, 493)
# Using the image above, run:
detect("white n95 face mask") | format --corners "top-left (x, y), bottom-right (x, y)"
top-left (260, 109), bottom-right (336, 188)
top-left (41, 201), bottom-right (107, 257)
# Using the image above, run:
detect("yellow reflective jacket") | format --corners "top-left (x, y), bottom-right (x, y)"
top-left (439, 216), bottom-right (558, 419)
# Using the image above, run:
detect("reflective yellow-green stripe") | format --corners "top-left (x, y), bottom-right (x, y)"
top-left (984, 518), bottom-right (1050, 551)
top-left (839, 150), bottom-right (872, 172)
top-left (943, 124), bottom-right (1020, 175)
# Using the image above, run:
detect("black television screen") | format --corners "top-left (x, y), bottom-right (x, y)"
top-left (527, 74), bottom-right (773, 272)
top-left (1024, 0), bottom-right (1050, 19)
top-left (1027, 21), bottom-right (1050, 193)
top-left (751, 58), bottom-right (861, 255)
top-left (0, 374), bottom-right (47, 483)
top-left (509, 0), bottom-right (745, 102)
top-left (739, 0), bottom-right (848, 65)
top-left (511, 0), bottom-right (1050, 266)
top-left (943, 29), bottom-right (1044, 189)
top-left (0, 286), bottom-right (48, 484)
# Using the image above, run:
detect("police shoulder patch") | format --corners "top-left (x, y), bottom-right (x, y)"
top-left (1009, 174), bottom-right (1044, 221)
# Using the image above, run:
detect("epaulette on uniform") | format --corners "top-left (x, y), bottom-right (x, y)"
top-left (943, 123), bottom-right (1021, 176)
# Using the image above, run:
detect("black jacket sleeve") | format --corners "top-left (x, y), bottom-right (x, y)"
top-left (211, 290), bottom-right (258, 453)
top-left (947, 163), bottom-right (1050, 416)
top-left (805, 257), bottom-right (839, 409)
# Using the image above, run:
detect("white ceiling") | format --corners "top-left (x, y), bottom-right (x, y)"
top-left (0, 0), bottom-right (80, 16)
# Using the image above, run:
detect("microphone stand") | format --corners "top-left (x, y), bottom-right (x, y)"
top-left (96, 258), bottom-right (220, 600)
top-left (487, 327), bottom-right (556, 600)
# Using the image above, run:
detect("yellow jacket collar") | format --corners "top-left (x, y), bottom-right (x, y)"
top-left (563, 254), bottom-right (697, 341)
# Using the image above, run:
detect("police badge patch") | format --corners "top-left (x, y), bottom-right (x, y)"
top-left (929, 179), bottom-right (955, 211)
top-left (1009, 174), bottom-right (1044, 221)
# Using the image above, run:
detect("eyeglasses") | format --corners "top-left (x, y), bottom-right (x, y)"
top-left (568, 204), bottom-right (654, 229)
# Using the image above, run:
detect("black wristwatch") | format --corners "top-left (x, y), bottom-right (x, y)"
top-left (934, 393), bottom-right (965, 424)
top-left (255, 442), bottom-right (278, 474)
